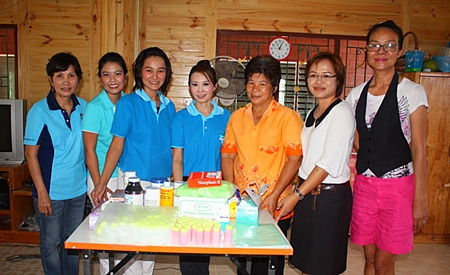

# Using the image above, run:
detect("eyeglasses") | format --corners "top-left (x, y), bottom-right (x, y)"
top-left (307, 74), bottom-right (337, 82)
top-left (366, 43), bottom-right (398, 52)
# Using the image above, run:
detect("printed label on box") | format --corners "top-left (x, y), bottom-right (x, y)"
top-left (178, 197), bottom-right (228, 220)
top-left (187, 171), bottom-right (222, 188)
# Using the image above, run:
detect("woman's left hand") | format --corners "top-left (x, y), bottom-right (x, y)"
top-left (413, 199), bottom-right (428, 233)
top-left (260, 192), bottom-right (279, 218)
top-left (275, 193), bottom-right (299, 222)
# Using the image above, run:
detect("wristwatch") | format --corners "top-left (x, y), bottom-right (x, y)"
top-left (294, 189), bottom-right (305, 202)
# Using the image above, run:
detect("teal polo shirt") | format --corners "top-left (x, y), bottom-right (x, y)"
top-left (82, 90), bottom-right (125, 178)
top-left (171, 100), bottom-right (230, 177)
top-left (24, 91), bottom-right (87, 200)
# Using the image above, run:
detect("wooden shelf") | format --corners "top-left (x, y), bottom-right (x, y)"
top-left (13, 186), bottom-right (32, 196)
top-left (0, 163), bottom-right (39, 244)
top-left (0, 209), bottom-right (11, 215)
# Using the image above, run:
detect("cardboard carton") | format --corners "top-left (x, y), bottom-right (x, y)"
top-left (236, 187), bottom-right (260, 226)
top-left (187, 171), bottom-right (222, 188)
top-left (178, 196), bottom-right (228, 220)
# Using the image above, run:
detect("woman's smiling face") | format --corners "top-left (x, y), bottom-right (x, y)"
top-left (246, 73), bottom-right (275, 108)
top-left (366, 27), bottom-right (403, 72)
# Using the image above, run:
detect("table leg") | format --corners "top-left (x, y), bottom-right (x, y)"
top-left (246, 257), bottom-right (251, 274)
top-left (82, 250), bottom-right (91, 275)
top-left (229, 256), bottom-right (250, 275)
top-left (107, 252), bottom-right (137, 275)
top-left (267, 256), bottom-right (276, 275)
top-left (108, 252), bottom-right (114, 271)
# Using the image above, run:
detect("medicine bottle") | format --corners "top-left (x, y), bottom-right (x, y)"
top-left (124, 177), bottom-right (144, 206)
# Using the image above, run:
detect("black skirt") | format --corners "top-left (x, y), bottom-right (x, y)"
top-left (289, 183), bottom-right (353, 275)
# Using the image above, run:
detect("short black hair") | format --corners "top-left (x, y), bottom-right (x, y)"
top-left (46, 52), bottom-right (83, 80)
top-left (97, 52), bottom-right (128, 77)
top-left (367, 20), bottom-right (404, 50)
top-left (244, 55), bottom-right (281, 93)
top-left (132, 47), bottom-right (172, 95)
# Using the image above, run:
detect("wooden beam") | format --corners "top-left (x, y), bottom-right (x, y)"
top-left (205, 0), bottom-right (218, 59)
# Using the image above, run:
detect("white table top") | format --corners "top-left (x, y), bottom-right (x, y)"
top-left (65, 208), bottom-right (292, 256)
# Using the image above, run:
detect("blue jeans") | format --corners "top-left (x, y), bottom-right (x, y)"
top-left (34, 193), bottom-right (86, 275)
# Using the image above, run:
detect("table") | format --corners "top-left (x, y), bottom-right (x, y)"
top-left (65, 208), bottom-right (293, 275)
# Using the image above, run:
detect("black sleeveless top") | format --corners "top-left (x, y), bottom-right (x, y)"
top-left (355, 72), bottom-right (412, 177)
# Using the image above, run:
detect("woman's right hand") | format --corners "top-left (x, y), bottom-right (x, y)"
top-left (37, 192), bottom-right (52, 216)
top-left (275, 193), bottom-right (300, 222)
top-left (91, 182), bottom-right (107, 206)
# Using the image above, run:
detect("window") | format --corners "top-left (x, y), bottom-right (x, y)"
top-left (0, 25), bottom-right (17, 99)
top-left (216, 30), bottom-right (372, 118)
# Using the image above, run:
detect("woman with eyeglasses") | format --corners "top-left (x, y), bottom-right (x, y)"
top-left (276, 52), bottom-right (355, 275)
top-left (346, 20), bottom-right (428, 274)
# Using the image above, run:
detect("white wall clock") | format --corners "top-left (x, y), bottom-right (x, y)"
top-left (268, 37), bottom-right (291, 60)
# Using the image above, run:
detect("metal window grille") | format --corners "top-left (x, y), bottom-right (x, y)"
top-left (216, 30), bottom-right (372, 119)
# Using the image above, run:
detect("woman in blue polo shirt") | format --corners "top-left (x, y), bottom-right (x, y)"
top-left (82, 52), bottom-right (128, 275)
top-left (24, 52), bottom-right (87, 275)
top-left (172, 60), bottom-right (230, 275)
top-left (92, 47), bottom-right (175, 275)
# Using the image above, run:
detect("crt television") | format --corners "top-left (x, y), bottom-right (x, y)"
top-left (0, 99), bottom-right (26, 165)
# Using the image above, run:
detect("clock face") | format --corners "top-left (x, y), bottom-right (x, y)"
top-left (269, 37), bottom-right (291, 60)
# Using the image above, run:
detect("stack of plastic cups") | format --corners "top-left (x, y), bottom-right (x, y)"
top-left (175, 216), bottom-right (189, 246)
top-left (196, 226), bottom-right (204, 245)
top-left (212, 224), bottom-right (221, 246)
top-left (180, 227), bottom-right (188, 246)
top-left (224, 224), bottom-right (233, 244)
top-left (173, 216), bottom-right (229, 246)
top-left (172, 226), bottom-right (180, 245)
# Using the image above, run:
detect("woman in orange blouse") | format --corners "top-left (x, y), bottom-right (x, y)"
top-left (221, 55), bottom-right (303, 275)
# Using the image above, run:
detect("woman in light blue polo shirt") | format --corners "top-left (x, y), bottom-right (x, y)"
top-left (82, 52), bottom-right (128, 204)
top-left (172, 60), bottom-right (230, 275)
top-left (24, 52), bottom-right (87, 275)
top-left (82, 52), bottom-right (128, 275)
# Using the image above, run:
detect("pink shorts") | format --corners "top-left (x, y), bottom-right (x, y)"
top-left (350, 174), bottom-right (414, 255)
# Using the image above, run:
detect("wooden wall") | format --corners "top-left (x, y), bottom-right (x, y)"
top-left (0, 0), bottom-right (449, 110)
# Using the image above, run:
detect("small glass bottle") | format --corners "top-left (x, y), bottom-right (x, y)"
top-left (124, 177), bottom-right (144, 205)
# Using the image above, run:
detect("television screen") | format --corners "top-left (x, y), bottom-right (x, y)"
top-left (0, 105), bottom-right (13, 152)
top-left (0, 99), bottom-right (26, 165)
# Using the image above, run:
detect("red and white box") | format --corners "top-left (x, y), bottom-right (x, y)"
top-left (187, 171), bottom-right (222, 188)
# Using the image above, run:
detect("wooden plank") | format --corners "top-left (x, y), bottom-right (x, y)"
top-left (414, 235), bottom-right (450, 244)
top-left (16, 0), bottom-right (29, 101)
top-left (205, 0), bottom-right (217, 59)
top-left (0, 230), bottom-right (40, 244)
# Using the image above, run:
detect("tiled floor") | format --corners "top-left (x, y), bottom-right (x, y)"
top-left (0, 241), bottom-right (449, 274)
